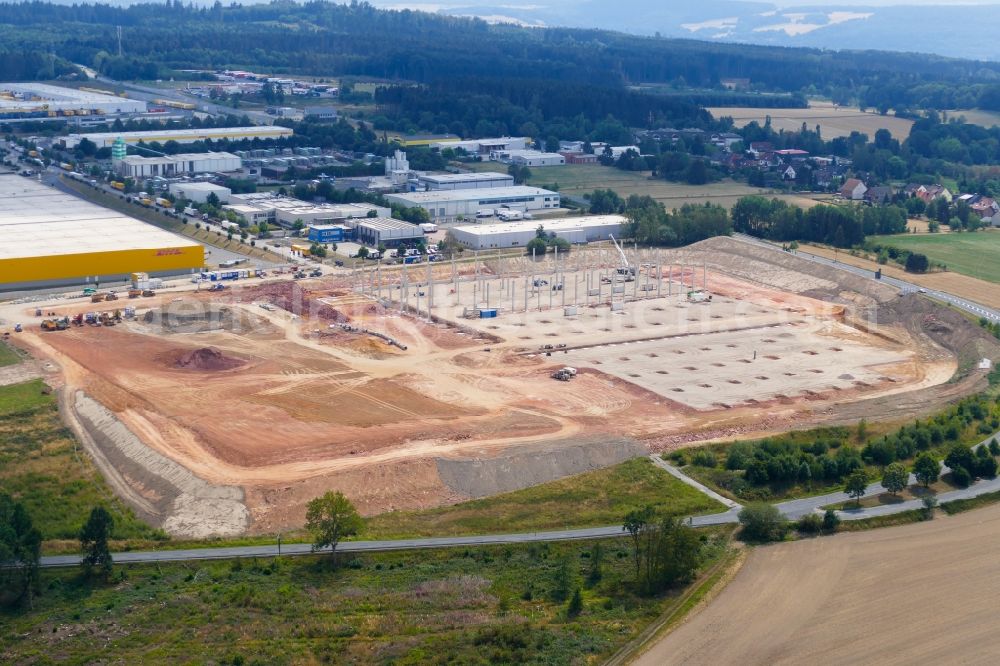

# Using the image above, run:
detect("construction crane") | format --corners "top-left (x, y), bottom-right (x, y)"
top-left (609, 234), bottom-right (635, 276)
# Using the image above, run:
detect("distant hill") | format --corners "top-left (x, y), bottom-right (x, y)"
top-left (420, 0), bottom-right (1000, 62)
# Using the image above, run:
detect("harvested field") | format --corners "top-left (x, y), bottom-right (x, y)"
top-left (3, 235), bottom-right (988, 535)
top-left (707, 100), bottom-right (915, 139)
top-left (636, 504), bottom-right (1000, 665)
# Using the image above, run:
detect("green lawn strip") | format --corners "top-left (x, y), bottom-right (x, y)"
top-left (868, 231), bottom-right (1000, 284)
top-left (1, 537), bottom-right (727, 664)
top-left (0, 380), bottom-right (163, 544)
top-left (362, 457), bottom-right (724, 540)
top-left (0, 339), bottom-right (22, 367)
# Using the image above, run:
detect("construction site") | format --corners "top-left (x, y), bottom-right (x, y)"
top-left (3, 235), bottom-right (995, 538)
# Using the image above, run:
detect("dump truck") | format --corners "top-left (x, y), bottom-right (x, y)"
top-left (128, 289), bottom-right (142, 299)
top-left (105, 292), bottom-right (119, 301)
top-left (91, 294), bottom-right (104, 303)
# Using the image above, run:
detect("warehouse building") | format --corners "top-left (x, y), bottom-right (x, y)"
top-left (430, 137), bottom-right (528, 154)
top-left (491, 149), bottom-right (566, 167)
top-left (416, 172), bottom-right (514, 191)
top-left (62, 126), bottom-right (293, 149)
top-left (0, 175), bottom-right (203, 288)
top-left (0, 83), bottom-right (147, 118)
top-left (118, 152), bottom-right (241, 178)
top-left (450, 215), bottom-right (626, 250)
top-left (384, 186), bottom-right (560, 223)
top-left (225, 193), bottom-right (388, 228)
top-left (347, 217), bottom-right (423, 247)
top-left (168, 182), bottom-right (232, 204)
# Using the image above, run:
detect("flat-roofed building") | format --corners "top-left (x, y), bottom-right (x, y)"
top-left (417, 171), bottom-right (514, 191)
top-left (384, 186), bottom-right (560, 223)
top-left (0, 175), bottom-right (203, 288)
top-left (347, 217), bottom-right (423, 247)
top-left (119, 152), bottom-right (241, 178)
top-left (168, 182), bottom-right (232, 204)
top-left (63, 126), bottom-right (293, 149)
top-left (450, 215), bottom-right (625, 250)
top-left (225, 193), bottom-right (388, 228)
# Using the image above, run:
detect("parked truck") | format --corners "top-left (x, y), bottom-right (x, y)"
top-left (111, 181), bottom-right (126, 191)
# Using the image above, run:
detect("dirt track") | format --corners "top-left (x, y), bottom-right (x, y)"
top-left (637, 504), bottom-right (1000, 665)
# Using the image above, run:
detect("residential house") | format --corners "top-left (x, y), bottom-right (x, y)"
top-left (840, 178), bottom-right (868, 200)
top-left (907, 184), bottom-right (953, 204)
top-left (782, 166), bottom-right (797, 181)
top-left (864, 186), bottom-right (894, 205)
top-left (748, 142), bottom-right (774, 158)
top-left (970, 196), bottom-right (998, 219)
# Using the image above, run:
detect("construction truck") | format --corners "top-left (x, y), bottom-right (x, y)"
top-left (128, 289), bottom-right (142, 299)
top-left (40, 318), bottom-right (69, 331)
top-left (142, 289), bottom-right (156, 297)
top-left (551, 367), bottom-right (577, 381)
top-left (105, 292), bottom-right (119, 301)
top-left (91, 293), bottom-right (104, 303)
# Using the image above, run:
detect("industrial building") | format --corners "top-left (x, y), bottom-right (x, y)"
top-left (62, 126), bottom-right (294, 149)
top-left (0, 83), bottom-right (147, 119)
top-left (118, 152), bottom-right (241, 178)
top-left (384, 186), bottom-right (560, 222)
top-left (430, 137), bottom-right (528, 154)
top-left (449, 215), bottom-right (626, 250)
top-left (491, 150), bottom-right (566, 167)
top-left (168, 182), bottom-right (232, 204)
top-left (0, 175), bottom-right (203, 287)
top-left (225, 193), bottom-right (389, 228)
top-left (347, 217), bottom-right (423, 247)
top-left (417, 172), bottom-right (514, 191)
top-left (307, 224), bottom-right (349, 243)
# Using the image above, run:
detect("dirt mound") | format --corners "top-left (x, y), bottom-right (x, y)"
top-left (175, 347), bottom-right (245, 371)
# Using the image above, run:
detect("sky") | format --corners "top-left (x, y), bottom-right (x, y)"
top-left (772, 0), bottom-right (1000, 4)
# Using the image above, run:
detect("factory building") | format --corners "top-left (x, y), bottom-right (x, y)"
top-left (118, 152), bottom-right (241, 178)
top-left (491, 150), bottom-right (566, 167)
top-left (168, 182), bottom-right (232, 204)
top-left (225, 193), bottom-right (389, 228)
top-left (384, 186), bottom-right (560, 223)
top-left (347, 217), bottom-right (424, 247)
top-left (0, 83), bottom-right (147, 119)
top-left (450, 215), bottom-right (626, 250)
top-left (416, 172), bottom-right (514, 191)
top-left (430, 137), bottom-right (528, 154)
top-left (0, 175), bottom-right (203, 288)
top-left (62, 126), bottom-right (293, 149)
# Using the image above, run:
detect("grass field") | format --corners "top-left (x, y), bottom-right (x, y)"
top-left (0, 380), bottom-right (164, 544)
top-left (364, 457), bottom-right (724, 539)
top-left (707, 100), bottom-right (914, 140)
top-left (868, 230), bottom-right (1000, 284)
top-left (0, 340), bottom-right (21, 367)
top-left (0, 534), bottom-right (734, 664)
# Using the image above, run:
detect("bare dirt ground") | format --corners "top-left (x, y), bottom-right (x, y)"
top-left (637, 504), bottom-right (1000, 666)
top-left (2, 237), bottom-right (994, 536)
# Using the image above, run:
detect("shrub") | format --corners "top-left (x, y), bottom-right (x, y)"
top-left (796, 513), bottom-right (823, 534)
top-left (990, 439), bottom-right (1000, 456)
top-left (822, 509), bottom-right (840, 532)
top-left (738, 503), bottom-right (787, 542)
top-left (691, 450), bottom-right (717, 468)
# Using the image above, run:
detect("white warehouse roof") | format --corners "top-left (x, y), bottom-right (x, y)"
top-left (0, 83), bottom-right (147, 114)
top-left (386, 186), bottom-right (556, 205)
top-left (0, 175), bottom-right (200, 260)
top-left (450, 215), bottom-right (626, 250)
top-left (452, 215), bottom-right (627, 237)
top-left (64, 126), bottom-right (293, 148)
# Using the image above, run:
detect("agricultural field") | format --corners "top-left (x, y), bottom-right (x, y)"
top-left (0, 340), bottom-right (20, 367)
top-left (364, 457), bottom-right (723, 539)
top-left (636, 501), bottom-right (1000, 665)
top-left (946, 109), bottom-right (1000, 128)
top-left (0, 380), bottom-right (162, 544)
top-left (707, 100), bottom-right (915, 140)
top-left (0, 534), bottom-right (734, 665)
top-left (868, 230), bottom-right (1000, 284)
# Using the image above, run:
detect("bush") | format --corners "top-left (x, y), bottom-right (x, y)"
top-left (738, 503), bottom-right (787, 542)
top-left (822, 509), bottom-right (840, 532)
top-left (951, 466), bottom-right (972, 488)
top-left (989, 439), bottom-right (1000, 456)
top-left (796, 513), bottom-right (823, 534)
top-left (691, 450), bottom-right (717, 468)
